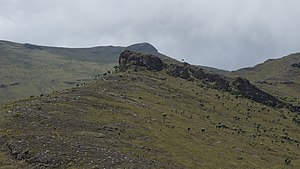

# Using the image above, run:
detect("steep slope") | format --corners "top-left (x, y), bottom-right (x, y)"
top-left (0, 51), bottom-right (299, 168)
top-left (0, 40), bottom-right (161, 104)
top-left (231, 53), bottom-right (300, 106)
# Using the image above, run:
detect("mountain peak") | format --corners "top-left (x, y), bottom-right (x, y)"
top-left (126, 42), bottom-right (158, 53)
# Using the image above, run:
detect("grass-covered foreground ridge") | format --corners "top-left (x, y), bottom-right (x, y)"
top-left (0, 51), bottom-right (299, 168)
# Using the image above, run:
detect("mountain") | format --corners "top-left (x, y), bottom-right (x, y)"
top-left (0, 50), bottom-right (299, 168)
top-left (230, 53), bottom-right (300, 107)
top-left (127, 42), bottom-right (158, 53)
top-left (0, 40), bottom-right (162, 104)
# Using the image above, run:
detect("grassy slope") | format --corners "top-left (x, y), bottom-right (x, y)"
top-left (0, 41), bottom-right (120, 104)
top-left (231, 53), bottom-right (300, 82)
top-left (0, 41), bottom-right (166, 104)
top-left (230, 53), bottom-right (300, 105)
top-left (0, 68), bottom-right (299, 168)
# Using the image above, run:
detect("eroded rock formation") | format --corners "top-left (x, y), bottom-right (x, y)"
top-left (119, 50), bottom-right (164, 71)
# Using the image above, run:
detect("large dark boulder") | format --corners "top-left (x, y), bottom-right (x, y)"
top-left (119, 50), bottom-right (164, 71)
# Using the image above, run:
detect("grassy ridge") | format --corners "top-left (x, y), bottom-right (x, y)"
top-left (0, 40), bottom-right (120, 103)
top-left (231, 53), bottom-right (300, 82)
top-left (230, 53), bottom-right (300, 106)
top-left (0, 68), bottom-right (299, 168)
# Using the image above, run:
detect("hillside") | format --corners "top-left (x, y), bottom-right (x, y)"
top-left (0, 51), bottom-right (299, 168)
top-left (231, 53), bottom-right (300, 107)
top-left (0, 40), bottom-right (162, 104)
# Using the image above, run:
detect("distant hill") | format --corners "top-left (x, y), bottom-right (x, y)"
top-left (127, 42), bottom-right (158, 53)
top-left (0, 51), bottom-right (299, 168)
top-left (231, 53), bottom-right (300, 82)
top-left (230, 53), bottom-right (300, 106)
top-left (0, 40), bottom-right (162, 103)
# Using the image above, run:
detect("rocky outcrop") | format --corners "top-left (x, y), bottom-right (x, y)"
top-left (191, 68), bottom-right (230, 90)
top-left (192, 69), bottom-right (283, 107)
top-left (167, 64), bottom-right (190, 79)
top-left (291, 63), bottom-right (300, 68)
top-left (24, 43), bottom-right (43, 50)
top-left (166, 61), bottom-right (284, 108)
top-left (117, 51), bottom-right (287, 109)
top-left (230, 77), bottom-right (283, 107)
top-left (119, 50), bottom-right (164, 71)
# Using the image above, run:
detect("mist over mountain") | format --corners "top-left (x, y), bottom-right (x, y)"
top-left (2, 0), bottom-right (300, 70)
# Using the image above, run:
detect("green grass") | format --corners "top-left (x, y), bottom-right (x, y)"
top-left (0, 68), bottom-right (298, 168)
top-left (0, 40), bottom-right (120, 103)
top-left (0, 43), bottom-right (299, 168)
top-left (230, 52), bottom-right (300, 103)
top-left (0, 40), bottom-right (163, 104)
top-left (231, 53), bottom-right (300, 82)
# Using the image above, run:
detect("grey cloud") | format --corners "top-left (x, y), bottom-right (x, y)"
top-left (1, 0), bottom-right (300, 70)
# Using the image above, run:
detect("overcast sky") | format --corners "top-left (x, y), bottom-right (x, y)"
top-left (1, 0), bottom-right (300, 70)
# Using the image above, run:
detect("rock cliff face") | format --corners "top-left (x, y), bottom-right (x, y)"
top-left (119, 50), bottom-right (164, 71)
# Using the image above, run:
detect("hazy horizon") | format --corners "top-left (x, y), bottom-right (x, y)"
top-left (1, 0), bottom-right (300, 70)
